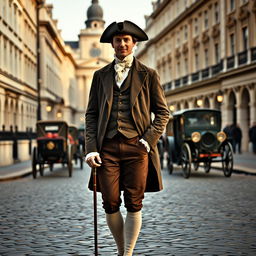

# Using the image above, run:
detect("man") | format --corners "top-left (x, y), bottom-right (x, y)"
top-left (249, 122), bottom-right (256, 154)
top-left (85, 20), bottom-right (170, 256)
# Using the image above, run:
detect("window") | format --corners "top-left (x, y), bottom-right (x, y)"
top-left (215, 43), bottom-right (220, 63)
top-left (242, 27), bottom-right (248, 51)
top-left (176, 0), bottom-right (180, 14)
top-left (230, 0), bottom-right (235, 11)
top-left (204, 49), bottom-right (209, 67)
top-left (184, 58), bottom-right (188, 74)
top-left (204, 10), bottom-right (208, 30)
top-left (194, 18), bottom-right (198, 36)
top-left (240, 0), bottom-right (248, 5)
top-left (195, 53), bottom-right (199, 71)
top-left (176, 31), bottom-right (180, 46)
top-left (214, 2), bottom-right (219, 24)
top-left (184, 25), bottom-right (188, 41)
top-left (177, 62), bottom-right (181, 77)
top-left (230, 33), bottom-right (235, 55)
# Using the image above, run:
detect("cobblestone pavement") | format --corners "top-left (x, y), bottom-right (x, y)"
top-left (0, 164), bottom-right (256, 256)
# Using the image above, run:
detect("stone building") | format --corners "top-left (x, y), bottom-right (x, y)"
top-left (0, 0), bottom-right (39, 165)
top-left (38, 4), bottom-right (78, 123)
top-left (0, 0), bottom-right (112, 166)
top-left (65, 0), bottom-right (113, 127)
top-left (137, 0), bottom-right (256, 152)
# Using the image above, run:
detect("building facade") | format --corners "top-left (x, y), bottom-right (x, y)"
top-left (0, 0), bottom-right (38, 165)
top-left (137, 0), bottom-right (256, 152)
top-left (0, 0), bottom-right (112, 166)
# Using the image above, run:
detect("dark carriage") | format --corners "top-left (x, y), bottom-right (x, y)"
top-left (167, 109), bottom-right (233, 178)
top-left (32, 120), bottom-right (73, 178)
top-left (68, 125), bottom-right (84, 170)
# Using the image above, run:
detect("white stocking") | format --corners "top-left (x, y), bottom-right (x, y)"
top-left (124, 211), bottom-right (142, 256)
top-left (106, 211), bottom-right (124, 255)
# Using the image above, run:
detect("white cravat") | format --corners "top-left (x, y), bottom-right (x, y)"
top-left (114, 54), bottom-right (134, 87)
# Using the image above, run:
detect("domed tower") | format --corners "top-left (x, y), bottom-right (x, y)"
top-left (85, 0), bottom-right (105, 29)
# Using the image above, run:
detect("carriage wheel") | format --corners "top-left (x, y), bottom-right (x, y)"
top-left (221, 142), bottom-right (233, 177)
top-left (39, 164), bottom-right (44, 176)
top-left (32, 147), bottom-right (37, 179)
top-left (67, 147), bottom-right (73, 177)
top-left (204, 161), bottom-right (211, 173)
top-left (181, 143), bottom-right (192, 179)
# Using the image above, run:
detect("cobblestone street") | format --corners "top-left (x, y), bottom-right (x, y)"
top-left (0, 164), bottom-right (256, 256)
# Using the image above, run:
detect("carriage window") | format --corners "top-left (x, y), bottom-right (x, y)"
top-left (45, 126), bottom-right (59, 132)
top-left (185, 112), bottom-right (218, 128)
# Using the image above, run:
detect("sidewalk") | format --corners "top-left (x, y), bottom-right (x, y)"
top-left (0, 152), bottom-right (255, 181)
top-left (0, 160), bottom-right (32, 181)
top-left (211, 151), bottom-right (256, 175)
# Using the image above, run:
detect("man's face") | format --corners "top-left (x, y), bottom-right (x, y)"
top-left (112, 34), bottom-right (136, 60)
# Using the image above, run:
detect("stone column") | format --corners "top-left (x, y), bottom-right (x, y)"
top-left (77, 75), bottom-right (85, 112)
top-left (249, 84), bottom-right (256, 125)
top-left (236, 88), bottom-right (249, 152)
top-left (0, 89), bottom-right (4, 129)
top-left (0, 34), bottom-right (2, 70)
top-left (221, 90), bottom-right (231, 129)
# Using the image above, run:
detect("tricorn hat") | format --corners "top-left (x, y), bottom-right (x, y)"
top-left (100, 20), bottom-right (148, 43)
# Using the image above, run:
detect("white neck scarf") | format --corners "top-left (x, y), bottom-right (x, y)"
top-left (114, 53), bottom-right (134, 83)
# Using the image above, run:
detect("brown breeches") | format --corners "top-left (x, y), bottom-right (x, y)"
top-left (98, 134), bottom-right (149, 214)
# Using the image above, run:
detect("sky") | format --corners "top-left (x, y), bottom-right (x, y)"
top-left (46, 0), bottom-right (154, 41)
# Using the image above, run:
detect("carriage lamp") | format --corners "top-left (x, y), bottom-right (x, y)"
top-left (217, 131), bottom-right (226, 143)
top-left (46, 141), bottom-right (55, 150)
top-left (192, 132), bottom-right (201, 143)
top-left (216, 91), bottom-right (224, 103)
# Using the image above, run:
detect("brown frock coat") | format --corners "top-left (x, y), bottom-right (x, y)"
top-left (85, 58), bottom-right (170, 192)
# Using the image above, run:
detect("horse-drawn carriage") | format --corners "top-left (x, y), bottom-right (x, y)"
top-left (32, 120), bottom-right (73, 178)
top-left (166, 109), bottom-right (233, 178)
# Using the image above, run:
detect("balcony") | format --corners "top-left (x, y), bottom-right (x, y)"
top-left (227, 55), bottom-right (235, 69)
top-left (251, 47), bottom-right (256, 62)
top-left (163, 81), bottom-right (173, 92)
top-left (192, 71), bottom-right (199, 82)
top-left (182, 76), bottom-right (188, 85)
top-left (201, 68), bottom-right (210, 79)
top-left (211, 61), bottom-right (223, 75)
top-left (238, 50), bottom-right (248, 65)
top-left (175, 79), bottom-right (181, 87)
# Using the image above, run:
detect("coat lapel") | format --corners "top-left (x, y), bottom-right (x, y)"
top-left (100, 61), bottom-right (114, 106)
top-left (130, 59), bottom-right (147, 108)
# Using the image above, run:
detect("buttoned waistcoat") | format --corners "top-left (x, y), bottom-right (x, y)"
top-left (85, 58), bottom-right (170, 192)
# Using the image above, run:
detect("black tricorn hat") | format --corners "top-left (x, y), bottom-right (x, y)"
top-left (100, 20), bottom-right (148, 43)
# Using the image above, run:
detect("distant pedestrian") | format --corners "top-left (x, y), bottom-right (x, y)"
top-left (158, 133), bottom-right (169, 169)
top-left (231, 124), bottom-right (242, 154)
top-left (249, 122), bottom-right (256, 154)
top-left (223, 124), bottom-right (231, 139)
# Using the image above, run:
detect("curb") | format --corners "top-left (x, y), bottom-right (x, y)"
top-left (0, 165), bottom-right (255, 182)
top-left (0, 169), bottom-right (32, 182)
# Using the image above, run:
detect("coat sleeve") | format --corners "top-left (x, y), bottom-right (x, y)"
top-left (142, 70), bottom-right (170, 148)
top-left (85, 72), bottom-right (99, 154)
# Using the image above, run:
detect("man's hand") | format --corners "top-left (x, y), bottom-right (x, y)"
top-left (86, 154), bottom-right (102, 168)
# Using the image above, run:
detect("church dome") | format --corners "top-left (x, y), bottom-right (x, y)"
top-left (86, 0), bottom-right (104, 27)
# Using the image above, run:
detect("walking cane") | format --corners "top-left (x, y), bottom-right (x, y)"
top-left (93, 167), bottom-right (98, 256)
